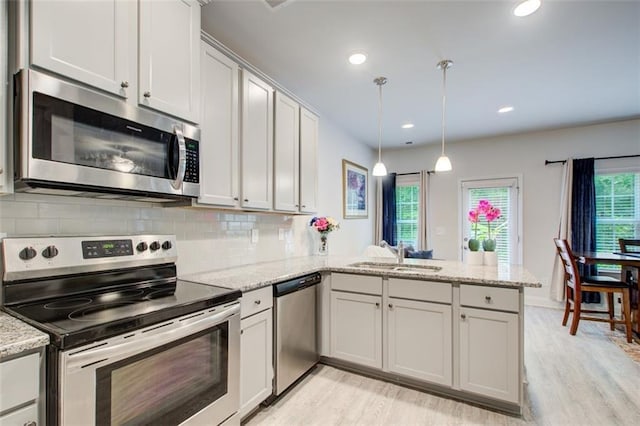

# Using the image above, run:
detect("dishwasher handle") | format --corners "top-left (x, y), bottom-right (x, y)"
top-left (273, 273), bottom-right (321, 297)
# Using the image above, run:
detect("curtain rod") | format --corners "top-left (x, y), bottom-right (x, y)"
top-left (396, 171), bottom-right (436, 176)
top-left (545, 154), bottom-right (640, 165)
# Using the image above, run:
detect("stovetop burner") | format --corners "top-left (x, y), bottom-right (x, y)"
top-left (6, 279), bottom-right (240, 349)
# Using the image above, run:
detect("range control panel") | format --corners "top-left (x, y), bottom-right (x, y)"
top-left (2, 234), bottom-right (178, 281)
top-left (82, 239), bottom-right (134, 259)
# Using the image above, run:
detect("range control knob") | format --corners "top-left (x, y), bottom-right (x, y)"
top-left (136, 242), bottom-right (149, 252)
top-left (42, 245), bottom-right (59, 259)
top-left (150, 241), bottom-right (161, 251)
top-left (161, 241), bottom-right (172, 250)
top-left (19, 247), bottom-right (37, 261)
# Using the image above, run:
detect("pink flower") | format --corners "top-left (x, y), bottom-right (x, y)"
top-left (486, 206), bottom-right (501, 222)
top-left (468, 209), bottom-right (479, 223)
top-left (478, 200), bottom-right (491, 215)
top-left (314, 218), bottom-right (328, 231)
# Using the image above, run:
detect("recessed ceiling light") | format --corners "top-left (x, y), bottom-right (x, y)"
top-left (513, 0), bottom-right (541, 17)
top-left (348, 52), bottom-right (367, 65)
top-left (498, 106), bottom-right (514, 114)
top-left (401, 123), bottom-right (414, 129)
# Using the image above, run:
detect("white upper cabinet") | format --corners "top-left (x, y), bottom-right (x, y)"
top-left (138, 0), bottom-right (200, 122)
top-left (1, 0), bottom-right (7, 193)
top-left (273, 92), bottom-right (300, 212)
top-left (197, 42), bottom-right (239, 207)
top-left (30, 0), bottom-right (201, 123)
top-left (30, 0), bottom-right (135, 98)
top-left (299, 107), bottom-right (319, 213)
top-left (241, 71), bottom-right (273, 210)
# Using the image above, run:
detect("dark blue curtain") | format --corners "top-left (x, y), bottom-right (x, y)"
top-left (382, 173), bottom-right (397, 246)
top-left (571, 158), bottom-right (600, 304)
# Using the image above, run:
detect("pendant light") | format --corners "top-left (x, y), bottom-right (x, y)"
top-left (434, 60), bottom-right (453, 172)
top-left (372, 76), bottom-right (388, 177)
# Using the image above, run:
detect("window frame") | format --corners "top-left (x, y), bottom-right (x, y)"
top-left (395, 174), bottom-right (421, 249)
top-left (459, 175), bottom-right (523, 264)
top-left (594, 163), bottom-right (640, 269)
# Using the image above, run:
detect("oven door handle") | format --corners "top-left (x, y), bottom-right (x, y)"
top-left (170, 125), bottom-right (187, 190)
top-left (64, 304), bottom-right (240, 372)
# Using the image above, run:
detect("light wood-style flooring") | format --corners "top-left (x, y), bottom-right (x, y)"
top-left (246, 306), bottom-right (640, 425)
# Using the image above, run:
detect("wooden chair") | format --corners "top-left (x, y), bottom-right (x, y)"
top-left (554, 238), bottom-right (632, 343)
top-left (618, 238), bottom-right (639, 332)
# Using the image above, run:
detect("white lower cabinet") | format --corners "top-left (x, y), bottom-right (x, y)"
top-left (458, 306), bottom-right (519, 404)
top-left (239, 287), bottom-right (273, 419)
top-left (0, 351), bottom-right (41, 426)
top-left (387, 297), bottom-right (452, 386)
top-left (330, 291), bottom-right (382, 369)
top-left (327, 274), bottom-right (522, 410)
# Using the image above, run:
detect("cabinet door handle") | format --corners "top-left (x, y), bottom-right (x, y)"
top-left (143, 91), bottom-right (151, 98)
top-left (301, 205), bottom-right (306, 208)
top-left (24, 422), bottom-right (37, 426)
top-left (388, 303), bottom-right (393, 309)
top-left (254, 300), bottom-right (261, 305)
top-left (244, 199), bottom-right (249, 202)
top-left (485, 296), bottom-right (492, 303)
top-left (121, 81), bottom-right (129, 88)
top-left (375, 302), bottom-right (380, 308)
top-left (233, 197), bottom-right (239, 201)
top-left (461, 313), bottom-right (466, 320)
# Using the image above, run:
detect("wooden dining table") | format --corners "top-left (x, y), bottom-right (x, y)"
top-left (574, 251), bottom-right (640, 335)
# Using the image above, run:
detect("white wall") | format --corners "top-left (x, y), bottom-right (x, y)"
top-left (382, 118), bottom-right (640, 307)
top-left (0, 119), bottom-right (374, 276)
top-left (316, 119), bottom-right (376, 256)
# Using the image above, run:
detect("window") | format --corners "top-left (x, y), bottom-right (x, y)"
top-left (461, 177), bottom-right (521, 264)
top-left (595, 171), bottom-right (640, 270)
top-left (395, 175), bottom-right (420, 248)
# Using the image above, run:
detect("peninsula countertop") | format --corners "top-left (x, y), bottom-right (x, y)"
top-left (181, 256), bottom-right (542, 292)
top-left (0, 311), bottom-right (49, 359)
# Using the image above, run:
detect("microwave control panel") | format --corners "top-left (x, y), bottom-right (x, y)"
top-left (184, 140), bottom-right (199, 183)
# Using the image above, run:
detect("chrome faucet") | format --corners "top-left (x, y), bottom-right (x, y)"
top-left (380, 240), bottom-right (404, 264)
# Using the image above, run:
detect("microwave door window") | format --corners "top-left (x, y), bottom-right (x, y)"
top-left (32, 93), bottom-right (172, 179)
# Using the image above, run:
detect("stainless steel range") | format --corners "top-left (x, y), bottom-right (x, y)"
top-left (1, 234), bottom-right (241, 426)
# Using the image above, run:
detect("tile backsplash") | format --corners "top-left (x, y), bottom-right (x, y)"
top-left (0, 193), bottom-right (315, 275)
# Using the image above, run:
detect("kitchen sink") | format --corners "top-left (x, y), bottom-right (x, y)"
top-left (348, 262), bottom-right (442, 273)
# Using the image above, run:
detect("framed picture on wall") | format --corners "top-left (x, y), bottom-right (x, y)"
top-left (342, 159), bottom-right (368, 219)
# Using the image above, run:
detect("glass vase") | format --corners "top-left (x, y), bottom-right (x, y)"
top-left (317, 234), bottom-right (329, 256)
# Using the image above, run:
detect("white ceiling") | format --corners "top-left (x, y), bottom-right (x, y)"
top-left (202, 0), bottom-right (640, 149)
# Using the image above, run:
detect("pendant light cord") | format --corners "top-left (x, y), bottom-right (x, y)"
top-left (441, 64), bottom-right (447, 156)
top-left (378, 82), bottom-right (383, 162)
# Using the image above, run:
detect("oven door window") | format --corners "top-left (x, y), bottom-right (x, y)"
top-left (32, 92), bottom-right (180, 179)
top-left (95, 323), bottom-right (228, 426)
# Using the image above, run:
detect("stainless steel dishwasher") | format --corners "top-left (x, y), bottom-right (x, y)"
top-left (272, 272), bottom-right (321, 396)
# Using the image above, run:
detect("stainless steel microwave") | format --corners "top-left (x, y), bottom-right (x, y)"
top-left (14, 69), bottom-right (200, 202)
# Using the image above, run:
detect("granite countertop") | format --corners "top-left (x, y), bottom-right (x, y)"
top-left (0, 311), bottom-right (49, 360)
top-left (182, 256), bottom-right (542, 292)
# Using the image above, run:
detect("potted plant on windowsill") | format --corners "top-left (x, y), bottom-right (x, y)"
top-left (466, 207), bottom-right (483, 265)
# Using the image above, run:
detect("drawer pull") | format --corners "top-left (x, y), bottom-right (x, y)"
top-left (254, 300), bottom-right (261, 305)
top-left (388, 303), bottom-right (393, 309)
top-left (375, 302), bottom-right (380, 308)
top-left (461, 313), bottom-right (466, 320)
top-left (485, 296), bottom-right (492, 303)
top-left (24, 422), bottom-right (37, 426)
